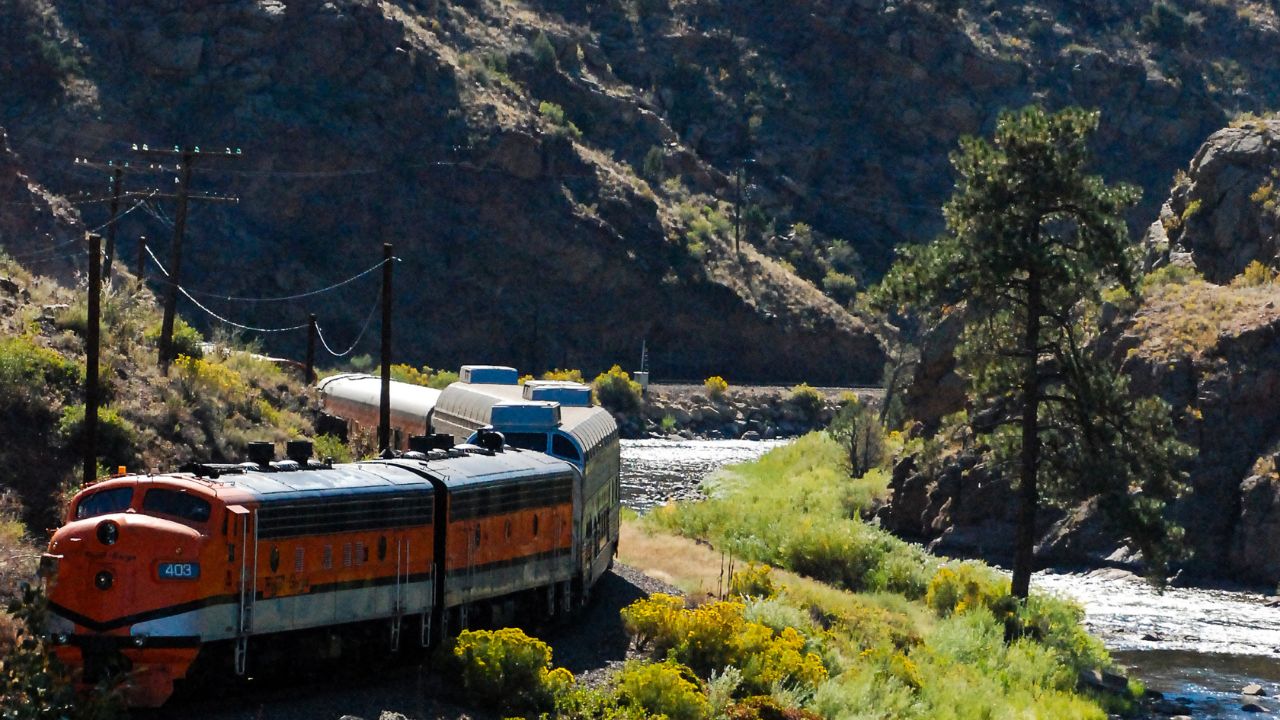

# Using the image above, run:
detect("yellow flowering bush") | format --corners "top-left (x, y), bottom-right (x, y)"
top-left (449, 627), bottom-right (572, 713)
top-left (703, 375), bottom-right (729, 399)
top-left (729, 562), bottom-right (776, 599)
top-left (174, 354), bottom-right (250, 407)
top-left (613, 660), bottom-right (709, 720)
top-left (925, 562), bottom-right (1011, 618)
top-left (621, 595), bottom-right (828, 695)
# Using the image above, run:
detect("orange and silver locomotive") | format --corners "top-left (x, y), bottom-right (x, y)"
top-left (41, 436), bottom-right (609, 706)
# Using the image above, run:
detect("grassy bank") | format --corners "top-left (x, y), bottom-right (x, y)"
top-left (628, 433), bottom-right (1130, 719)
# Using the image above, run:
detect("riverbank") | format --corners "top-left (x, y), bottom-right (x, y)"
top-left (636, 433), bottom-right (1135, 718)
top-left (613, 383), bottom-right (877, 440)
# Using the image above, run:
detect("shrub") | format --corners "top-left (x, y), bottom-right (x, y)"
top-left (541, 368), bottom-right (585, 383)
top-left (532, 30), bottom-right (557, 69)
top-left (828, 398), bottom-right (886, 479)
top-left (539, 101), bottom-right (582, 138)
top-left (311, 434), bottom-right (353, 464)
top-left (788, 384), bottom-right (825, 423)
top-left (613, 660), bottom-right (709, 720)
top-left (642, 145), bottom-right (665, 180)
top-left (448, 627), bottom-right (571, 713)
top-left (724, 695), bottom-right (822, 720)
top-left (390, 364), bottom-right (459, 389)
top-left (173, 355), bottom-right (250, 408)
top-left (703, 375), bottom-right (729, 400)
top-left (925, 562), bottom-right (1012, 618)
top-left (144, 317), bottom-right (203, 359)
top-left (56, 405), bottom-right (138, 472)
top-left (1233, 260), bottom-right (1276, 287)
top-left (0, 336), bottom-right (81, 407)
top-left (1139, 1), bottom-right (1202, 46)
top-left (1, 585), bottom-right (121, 720)
top-left (822, 271), bottom-right (859, 307)
top-left (661, 414), bottom-right (678, 433)
top-left (730, 562), bottom-right (776, 599)
top-left (594, 365), bottom-right (643, 413)
top-left (621, 595), bottom-right (828, 695)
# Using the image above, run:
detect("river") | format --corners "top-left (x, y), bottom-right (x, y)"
top-left (621, 438), bottom-right (1280, 719)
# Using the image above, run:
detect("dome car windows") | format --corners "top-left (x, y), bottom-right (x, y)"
top-left (75, 488), bottom-right (134, 519)
top-left (551, 435), bottom-right (581, 463)
top-left (503, 432), bottom-right (547, 452)
top-left (142, 489), bottom-right (212, 523)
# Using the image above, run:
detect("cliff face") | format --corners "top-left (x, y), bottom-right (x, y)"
top-left (4, 1), bottom-right (1280, 381)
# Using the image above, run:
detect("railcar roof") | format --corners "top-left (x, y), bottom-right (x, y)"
top-left (221, 449), bottom-right (574, 502)
top-left (436, 382), bottom-right (619, 447)
top-left (318, 373), bottom-right (441, 418)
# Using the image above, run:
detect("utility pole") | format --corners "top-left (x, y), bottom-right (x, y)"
top-left (379, 243), bottom-right (394, 454)
top-left (305, 313), bottom-right (317, 384)
top-left (104, 167), bottom-right (123, 277)
top-left (131, 144), bottom-right (241, 373)
top-left (159, 151), bottom-right (194, 375)
top-left (84, 232), bottom-right (101, 487)
top-left (136, 235), bottom-right (147, 287)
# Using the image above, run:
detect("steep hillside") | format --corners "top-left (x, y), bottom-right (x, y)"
top-left (3, 0), bottom-right (1280, 382)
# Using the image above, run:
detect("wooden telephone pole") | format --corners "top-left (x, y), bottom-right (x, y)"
top-left (378, 243), bottom-right (394, 454)
top-left (84, 233), bottom-right (101, 486)
top-left (130, 144), bottom-right (241, 373)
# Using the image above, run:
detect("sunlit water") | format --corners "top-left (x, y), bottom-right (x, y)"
top-left (1036, 570), bottom-right (1280, 717)
top-left (619, 438), bottom-right (788, 511)
top-left (620, 439), bottom-right (1280, 718)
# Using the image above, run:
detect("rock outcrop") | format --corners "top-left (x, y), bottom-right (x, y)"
top-left (1144, 119), bottom-right (1280, 282)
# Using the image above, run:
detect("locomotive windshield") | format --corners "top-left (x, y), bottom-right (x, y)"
top-left (142, 489), bottom-right (212, 523)
top-left (74, 488), bottom-right (133, 519)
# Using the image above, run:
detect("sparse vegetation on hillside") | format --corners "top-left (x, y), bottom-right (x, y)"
top-left (0, 253), bottom-right (318, 530)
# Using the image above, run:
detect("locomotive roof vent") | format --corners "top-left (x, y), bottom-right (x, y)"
top-left (247, 441), bottom-right (274, 468)
top-left (459, 365), bottom-right (519, 385)
top-left (522, 380), bottom-right (592, 407)
top-left (286, 439), bottom-right (313, 466)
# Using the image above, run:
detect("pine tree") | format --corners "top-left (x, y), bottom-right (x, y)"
top-left (877, 106), bottom-right (1189, 598)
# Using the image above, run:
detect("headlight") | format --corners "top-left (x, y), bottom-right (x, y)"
top-left (96, 520), bottom-right (119, 546)
top-left (94, 571), bottom-right (114, 591)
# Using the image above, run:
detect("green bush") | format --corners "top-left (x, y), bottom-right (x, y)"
top-left (594, 365), bottom-right (643, 413)
top-left (448, 628), bottom-right (573, 713)
top-left (144, 317), bottom-right (203, 359)
top-left (642, 145), bottom-right (665, 180)
top-left (532, 30), bottom-right (557, 69)
top-left (311, 434), bottom-right (353, 464)
top-left (788, 384), bottom-right (825, 423)
top-left (1, 585), bottom-right (121, 720)
top-left (613, 660), bottom-right (709, 720)
top-left (0, 336), bottom-right (81, 406)
top-left (822, 270), bottom-right (859, 307)
top-left (828, 398), bottom-right (887, 479)
top-left (56, 405), bottom-right (138, 472)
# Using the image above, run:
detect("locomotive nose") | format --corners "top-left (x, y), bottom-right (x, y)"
top-left (47, 513), bottom-right (204, 625)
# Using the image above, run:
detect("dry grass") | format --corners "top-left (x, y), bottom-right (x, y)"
top-left (1127, 278), bottom-right (1280, 361)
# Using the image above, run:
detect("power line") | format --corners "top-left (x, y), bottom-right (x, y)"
top-left (146, 256), bottom-right (396, 304)
top-left (143, 244), bottom-right (309, 334)
top-left (315, 291), bottom-right (382, 358)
